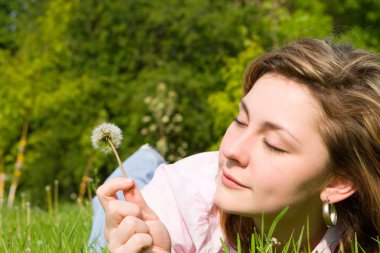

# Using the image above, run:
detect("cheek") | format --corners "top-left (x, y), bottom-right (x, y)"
top-left (271, 160), bottom-right (328, 199)
top-left (252, 156), bottom-right (328, 198)
top-left (294, 163), bottom-right (330, 194)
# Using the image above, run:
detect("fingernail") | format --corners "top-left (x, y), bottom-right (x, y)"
top-left (125, 178), bottom-right (133, 183)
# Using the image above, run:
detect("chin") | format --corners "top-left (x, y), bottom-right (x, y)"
top-left (216, 204), bottom-right (258, 217)
top-left (213, 189), bottom-right (234, 212)
top-left (214, 191), bottom-right (255, 216)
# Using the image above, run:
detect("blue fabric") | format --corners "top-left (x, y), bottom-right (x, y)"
top-left (88, 144), bottom-right (166, 252)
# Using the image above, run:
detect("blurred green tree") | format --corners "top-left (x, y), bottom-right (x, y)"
top-left (0, 0), bottom-right (379, 204)
top-left (207, 0), bottom-right (332, 148)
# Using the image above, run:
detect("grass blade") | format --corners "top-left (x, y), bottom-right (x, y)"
top-left (266, 206), bottom-right (289, 244)
top-left (221, 238), bottom-right (229, 253)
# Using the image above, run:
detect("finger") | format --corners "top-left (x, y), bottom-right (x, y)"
top-left (109, 216), bottom-right (150, 250)
top-left (105, 199), bottom-right (142, 230)
top-left (113, 233), bottom-right (153, 253)
top-left (96, 177), bottom-right (135, 209)
top-left (123, 185), bottom-right (158, 221)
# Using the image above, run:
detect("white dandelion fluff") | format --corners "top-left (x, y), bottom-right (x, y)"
top-left (91, 122), bottom-right (127, 177)
top-left (91, 123), bottom-right (123, 153)
top-left (270, 237), bottom-right (281, 246)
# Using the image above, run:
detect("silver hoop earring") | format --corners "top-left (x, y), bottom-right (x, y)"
top-left (322, 199), bottom-right (337, 227)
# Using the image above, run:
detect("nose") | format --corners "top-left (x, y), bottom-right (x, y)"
top-left (221, 130), bottom-right (251, 168)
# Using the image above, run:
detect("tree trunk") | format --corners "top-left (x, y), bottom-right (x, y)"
top-left (7, 122), bottom-right (29, 208)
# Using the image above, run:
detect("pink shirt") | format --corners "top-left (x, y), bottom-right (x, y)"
top-left (142, 152), bottom-right (343, 253)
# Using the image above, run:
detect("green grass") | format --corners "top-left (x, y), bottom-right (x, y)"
top-left (0, 202), bottom-right (93, 252)
top-left (1, 202), bottom-right (379, 253)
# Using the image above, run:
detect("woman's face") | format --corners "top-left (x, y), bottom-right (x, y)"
top-left (214, 72), bottom-right (330, 218)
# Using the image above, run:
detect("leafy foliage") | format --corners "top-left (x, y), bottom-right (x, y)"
top-left (0, 0), bottom-right (379, 203)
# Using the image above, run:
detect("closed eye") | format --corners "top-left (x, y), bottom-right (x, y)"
top-left (234, 118), bottom-right (247, 127)
top-left (263, 139), bottom-right (287, 154)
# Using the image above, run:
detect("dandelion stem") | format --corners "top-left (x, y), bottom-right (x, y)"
top-left (26, 202), bottom-right (31, 244)
top-left (46, 185), bottom-right (52, 216)
top-left (86, 178), bottom-right (93, 204)
top-left (16, 206), bottom-right (21, 239)
top-left (106, 138), bottom-right (127, 177)
top-left (0, 157), bottom-right (4, 208)
top-left (54, 180), bottom-right (59, 212)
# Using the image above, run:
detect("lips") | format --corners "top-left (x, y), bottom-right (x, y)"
top-left (221, 170), bottom-right (249, 189)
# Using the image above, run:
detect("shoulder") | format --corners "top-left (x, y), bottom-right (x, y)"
top-left (163, 151), bottom-right (219, 182)
top-left (163, 151), bottom-right (219, 205)
top-left (142, 151), bottom-right (223, 252)
top-left (312, 223), bottom-right (345, 253)
top-left (167, 151), bottom-right (219, 172)
top-left (143, 151), bottom-right (219, 212)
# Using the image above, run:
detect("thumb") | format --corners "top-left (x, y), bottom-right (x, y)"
top-left (123, 181), bottom-right (158, 221)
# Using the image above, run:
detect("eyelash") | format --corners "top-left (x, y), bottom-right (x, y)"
top-left (234, 118), bottom-right (247, 127)
top-left (233, 119), bottom-right (287, 154)
top-left (263, 139), bottom-right (286, 154)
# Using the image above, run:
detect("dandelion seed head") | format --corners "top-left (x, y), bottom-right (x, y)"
top-left (270, 237), bottom-right (281, 245)
top-left (91, 122), bottom-right (123, 153)
top-left (70, 192), bottom-right (77, 200)
top-left (169, 91), bottom-right (176, 98)
top-left (140, 128), bottom-right (148, 135)
top-left (144, 96), bottom-right (152, 104)
top-left (158, 82), bottom-right (166, 91)
top-left (149, 124), bottom-right (157, 132)
top-left (162, 115), bottom-right (169, 123)
top-left (142, 115), bottom-right (151, 123)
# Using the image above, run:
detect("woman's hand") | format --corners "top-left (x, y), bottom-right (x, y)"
top-left (97, 177), bottom-right (171, 253)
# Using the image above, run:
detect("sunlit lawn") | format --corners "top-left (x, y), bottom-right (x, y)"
top-left (0, 201), bottom-right (93, 253)
top-left (1, 201), bottom-right (378, 253)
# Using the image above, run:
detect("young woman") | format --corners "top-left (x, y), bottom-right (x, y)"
top-left (96, 39), bottom-right (380, 252)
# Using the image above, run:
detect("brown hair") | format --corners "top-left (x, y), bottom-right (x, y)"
top-left (220, 39), bottom-right (380, 252)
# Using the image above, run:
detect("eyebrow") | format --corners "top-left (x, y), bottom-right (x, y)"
top-left (240, 100), bottom-right (301, 145)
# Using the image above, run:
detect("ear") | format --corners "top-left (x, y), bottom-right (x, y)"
top-left (320, 176), bottom-right (357, 204)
